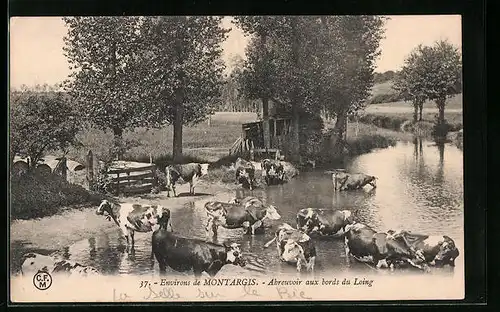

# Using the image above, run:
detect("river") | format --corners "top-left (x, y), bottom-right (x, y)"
top-left (10, 138), bottom-right (464, 280)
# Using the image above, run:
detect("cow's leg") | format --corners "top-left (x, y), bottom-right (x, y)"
top-left (211, 221), bottom-right (219, 237)
top-left (344, 236), bottom-right (351, 264)
top-left (205, 216), bottom-right (213, 232)
top-left (296, 258), bottom-right (303, 272)
top-left (173, 186), bottom-right (177, 197)
top-left (307, 256), bottom-right (316, 272)
top-left (376, 259), bottom-right (389, 269)
top-left (129, 229), bottom-right (135, 249)
top-left (157, 257), bottom-right (167, 275)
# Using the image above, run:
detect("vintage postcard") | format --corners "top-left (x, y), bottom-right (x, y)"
top-left (9, 15), bottom-right (465, 303)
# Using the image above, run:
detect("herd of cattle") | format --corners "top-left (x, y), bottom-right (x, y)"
top-left (20, 158), bottom-right (459, 279)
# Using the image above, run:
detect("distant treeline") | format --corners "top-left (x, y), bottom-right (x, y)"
top-left (217, 70), bottom-right (405, 112)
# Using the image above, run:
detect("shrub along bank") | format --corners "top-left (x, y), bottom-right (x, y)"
top-left (10, 172), bottom-right (105, 220)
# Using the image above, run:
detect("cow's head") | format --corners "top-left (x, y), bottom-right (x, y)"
top-left (433, 236), bottom-right (459, 267)
top-left (96, 200), bottom-right (116, 220)
top-left (21, 253), bottom-right (54, 276)
top-left (299, 208), bottom-right (320, 234)
top-left (223, 242), bottom-right (245, 267)
top-left (281, 239), bottom-right (308, 271)
top-left (264, 204), bottom-right (281, 221)
top-left (236, 168), bottom-right (253, 189)
top-left (199, 163), bottom-right (209, 176)
top-left (340, 210), bottom-right (355, 231)
top-left (156, 207), bottom-right (173, 232)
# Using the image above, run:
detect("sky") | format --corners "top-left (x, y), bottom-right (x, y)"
top-left (9, 15), bottom-right (462, 89)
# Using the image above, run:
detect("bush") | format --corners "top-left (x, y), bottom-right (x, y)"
top-left (10, 172), bottom-right (104, 220)
top-left (431, 122), bottom-right (453, 138)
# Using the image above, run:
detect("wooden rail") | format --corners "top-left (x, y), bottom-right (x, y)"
top-left (108, 164), bottom-right (157, 196)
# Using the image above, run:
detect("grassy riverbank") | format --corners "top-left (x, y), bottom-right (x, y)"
top-left (11, 108), bottom-right (415, 221)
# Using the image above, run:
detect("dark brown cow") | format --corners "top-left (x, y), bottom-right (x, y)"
top-left (152, 207), bottom-right (246, 277)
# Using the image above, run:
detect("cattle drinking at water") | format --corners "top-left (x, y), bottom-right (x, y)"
top-left (204, 196), bottom-right (281, 236)
top-left (296, 208), bottom-right (355, 237)
top-left (261, 159), bottom-right (286, 185)
top-left (151, 207), bottom-right (246, 277)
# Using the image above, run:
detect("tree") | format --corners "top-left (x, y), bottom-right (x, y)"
top-left (10, 85), bottom-right (81, 170)
top-left (394, 40), bottom-right (462, 126)
top-left (138, 16), bottom-right (229, 162)
top-left (317, 16), bottom-right (386, 151)
top-left (233, 17), bottom-right (281, 149)
top-left (393, 55), bottom-right (428, 122)
top-left (62, 17), bottom-right (145, 159)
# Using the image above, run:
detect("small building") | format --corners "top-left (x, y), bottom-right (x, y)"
top-left (229, 118), bottom-right (291, 161)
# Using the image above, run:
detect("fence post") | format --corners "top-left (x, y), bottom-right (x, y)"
top-left (57, 156), bottom-right (68, 181)
top-left (86, 150), bottom-right (94, 190)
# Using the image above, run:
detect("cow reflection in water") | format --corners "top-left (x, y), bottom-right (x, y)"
top-left (204, 196), bottom-right (281, 236)
top-left (343, 222), bottom-right (428, 271)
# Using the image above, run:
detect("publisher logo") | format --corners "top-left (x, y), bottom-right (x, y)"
top-left (33, 271), bottom-right (52, 290)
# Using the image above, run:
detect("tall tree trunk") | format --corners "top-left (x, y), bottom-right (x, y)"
top-left (262, 97), bottom-right (270, 149)
top-left (332, 110), bottom-right (348, 155)
top-left (260, 32), bottom-right (271, 150)
top-left (437, 98), bottom-right (445, 125)
top-left (112, 127), bottom-right (123, 160)
top-left (413, 102), bottom-right (418, 122)
top-left (290, 105), bottom-right (301, 161)
top-left (173, 101), bottom-right (184, 163)
top-left (289, 18), bottom-right (301, 162)
top-left (418, 102), bottom-right (424, 121)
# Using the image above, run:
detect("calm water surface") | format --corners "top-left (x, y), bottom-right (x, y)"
top-left (12, 139), bottom-right (464, 279)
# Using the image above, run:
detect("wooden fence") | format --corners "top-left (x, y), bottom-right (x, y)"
top-left (86, 150), bottom-right (158, 196)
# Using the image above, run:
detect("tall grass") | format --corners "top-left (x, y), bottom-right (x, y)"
top-left (66, 120), bottom-right (243, 165)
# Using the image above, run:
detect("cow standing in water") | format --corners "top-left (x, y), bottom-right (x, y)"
top-left (386, 230), bottom-right (460, 268)
top-left (96, 200), bottom-right (172, 249)
top-left (327, 170), bottom-right (377, 191)
top-left (234, 158), bottom-right (256, 190)
top-left (152, 207), bottom-right (246, 277)
top-left (261, 159), bottom-right (286, 186)
top-left (164, 163), bottom-right (209, 197)
top-left (296, 208), bottom-right (355, 237)
top-left (263, 223), bottom-right (317, 273)
top-left (204, 196), bottom-right (281, 236)
top-left (343, 222), bottom-right (427, 271)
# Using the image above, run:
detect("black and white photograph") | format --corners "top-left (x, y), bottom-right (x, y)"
top-left (9, 15), bottom-right (466, 302)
